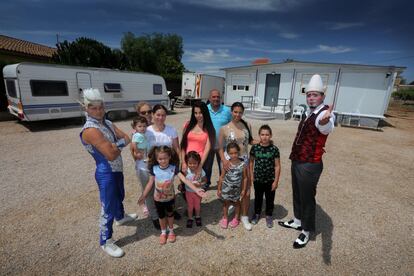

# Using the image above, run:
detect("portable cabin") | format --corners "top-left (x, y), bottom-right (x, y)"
top-left (222, 60), bottom-right (405, 128)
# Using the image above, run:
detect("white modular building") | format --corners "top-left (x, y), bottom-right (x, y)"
top-left (222, 60), bottom-right (405, 128)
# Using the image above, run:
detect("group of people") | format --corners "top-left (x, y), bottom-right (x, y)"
top-left (80, 74), bottom-right (335, 258)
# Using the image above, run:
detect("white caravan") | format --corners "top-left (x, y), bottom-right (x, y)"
top-left (3, 62), bottom-right (169, 121)
top-left (181, 72), bottom-right (224, 100)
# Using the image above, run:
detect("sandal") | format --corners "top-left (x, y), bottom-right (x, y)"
top-left (220, 218), bottom-right (228, 229)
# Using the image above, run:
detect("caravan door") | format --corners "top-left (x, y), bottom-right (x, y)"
top-left (76, 72), bottom-right (92, 103)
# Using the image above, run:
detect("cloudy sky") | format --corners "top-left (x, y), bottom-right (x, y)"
top-left (1, 0), bottom-right (413, 81)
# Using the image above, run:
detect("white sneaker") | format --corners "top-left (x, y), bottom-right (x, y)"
top-left (115, 213), bottom-right (137, 226)
top-left (101, 239), bottom-right (124, 258)
top-left (241, 216), bottom-right (252, 231)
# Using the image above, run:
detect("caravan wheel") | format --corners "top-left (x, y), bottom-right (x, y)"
top-left (106, 111), bottom-right (117, 121)
top-left (120, 110), bottom-right (129, 119)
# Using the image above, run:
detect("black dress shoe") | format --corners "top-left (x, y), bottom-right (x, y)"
top-left (173, 211), bottom-right (182, 220)
top-left (293, 233), bottom-right (309, 249)
top-left (278, 220), bottom-right (302, 230)
top-left (152, 219), bottom-right (161, 230)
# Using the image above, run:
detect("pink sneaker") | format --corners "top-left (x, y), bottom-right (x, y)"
top-left (229, 218), bottom-right (240, 228)
top-left (220, 218), bottom-right (228, 229)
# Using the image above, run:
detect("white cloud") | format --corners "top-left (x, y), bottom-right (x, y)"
top-left (327, 22), bottom-right (364, 30)
top-left (279, 32), bottom-right (299, 39)
top-left (184, 48), bottom-right (251, 63)
top-left (266, 44), bottom-right (354, 54)
top-left (317, 45), bottom-right (353, 54)
top-left (173, 0), bottom-right (303, 11)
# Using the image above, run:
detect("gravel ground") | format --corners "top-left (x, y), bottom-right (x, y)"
top-left (0, 103), bottom-right (413, 275)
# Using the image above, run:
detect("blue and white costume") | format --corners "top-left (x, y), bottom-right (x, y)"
top-left (80, 115), bottom-right (125, 245)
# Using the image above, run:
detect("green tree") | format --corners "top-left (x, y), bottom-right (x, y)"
top-left (53, 37), bottom-right (127, 69)
top-left (121, 32), bottom-right (185, 80)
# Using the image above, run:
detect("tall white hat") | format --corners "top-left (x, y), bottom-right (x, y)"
top-left (305, 74), bottom-right (325, 93)
top-left (83, 88), bottom-right (103, 106)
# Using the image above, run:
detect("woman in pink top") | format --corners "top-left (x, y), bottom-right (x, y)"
top-left (180, 101), bottom-right (216, 189)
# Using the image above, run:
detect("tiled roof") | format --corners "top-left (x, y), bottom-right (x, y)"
top-left (0, 35), bottom-right (56, 58)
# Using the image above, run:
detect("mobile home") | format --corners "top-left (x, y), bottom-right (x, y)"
top-left (3, 63), bottom-right (170, 121)
top-left (222, 60), bottom-right (405, 128)
top-left (181, 72), bottom-right (225, 100)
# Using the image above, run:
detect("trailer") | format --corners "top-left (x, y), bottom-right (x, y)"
top-left (3, 62), bottom-right (170, 121)
top-left (181, 72), bottom-right (224, 100)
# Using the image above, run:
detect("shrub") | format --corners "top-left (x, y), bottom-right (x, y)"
top-left (392, 89), bottom-right (414, 101)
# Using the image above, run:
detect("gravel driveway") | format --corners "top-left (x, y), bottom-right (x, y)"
top-left (0, 105), bottom-right (413, 275)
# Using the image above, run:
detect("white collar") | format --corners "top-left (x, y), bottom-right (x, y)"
top-left (306, 103), bottom-right (325, 117)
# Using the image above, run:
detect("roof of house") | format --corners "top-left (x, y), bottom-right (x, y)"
top-left (221, 59), bottom-right (406, 72)
top-left (0, 35), bottom-right (56, 58)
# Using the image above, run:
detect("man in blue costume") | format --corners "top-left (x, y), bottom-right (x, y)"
top-left (80, 88), bottom-right (137, 258)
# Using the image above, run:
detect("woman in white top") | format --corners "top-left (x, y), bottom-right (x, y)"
top-left (131, 101), bottom-right (162, 229)
top-left (146, 104), bottom-right (180, 156)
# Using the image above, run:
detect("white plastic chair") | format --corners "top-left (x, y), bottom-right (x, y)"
top-left (292, 105), bottom-right (305, 120)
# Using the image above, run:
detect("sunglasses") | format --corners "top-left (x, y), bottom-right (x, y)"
top-left (140, 110), bottom-right (152, 115)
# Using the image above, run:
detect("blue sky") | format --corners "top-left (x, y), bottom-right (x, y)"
top-left (1, 0), bottom-right (413, 81)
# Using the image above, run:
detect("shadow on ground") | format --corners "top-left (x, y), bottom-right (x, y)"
top-left (312, 204), bottom-right (334, 265)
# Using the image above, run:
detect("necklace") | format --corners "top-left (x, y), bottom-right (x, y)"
top-left (153, 124), bottom-right (165, 132)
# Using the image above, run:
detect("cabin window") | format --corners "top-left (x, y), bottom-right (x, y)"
top-left (153, 84), bottom-right (162, 95)
top-left (30, 80), bottom-right (68, 97)
top-left (104, 83), bottom-right (122, 93)
top-left (233, 85), bottom-right (249, 91)
top-left (6, 80), bottom-right (17, 98)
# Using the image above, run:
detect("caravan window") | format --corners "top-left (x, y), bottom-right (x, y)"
top-left (30, 80), bottom-right (68, 97)
top-left (6, 80), bottom-right (17, 98)
top-left (104, 83), bottom-right (122, 93)
top-left (153, 84), bottom-right (162, 95)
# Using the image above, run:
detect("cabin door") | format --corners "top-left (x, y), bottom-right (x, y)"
top-left (264, 73), bottom-right (280, 107)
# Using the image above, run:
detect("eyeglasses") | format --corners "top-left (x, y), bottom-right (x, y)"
top-left (140, 110), bottom-right (152, 115)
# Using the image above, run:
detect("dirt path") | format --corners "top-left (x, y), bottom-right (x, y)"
top-left (0, 104), bottom-right (413, 275)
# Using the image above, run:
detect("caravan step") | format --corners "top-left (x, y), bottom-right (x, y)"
top-left (173, 97), bottom-right (186, 108)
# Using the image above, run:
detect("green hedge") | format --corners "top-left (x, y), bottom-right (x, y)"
top-left (392, 89), bottom-right (414, 101)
